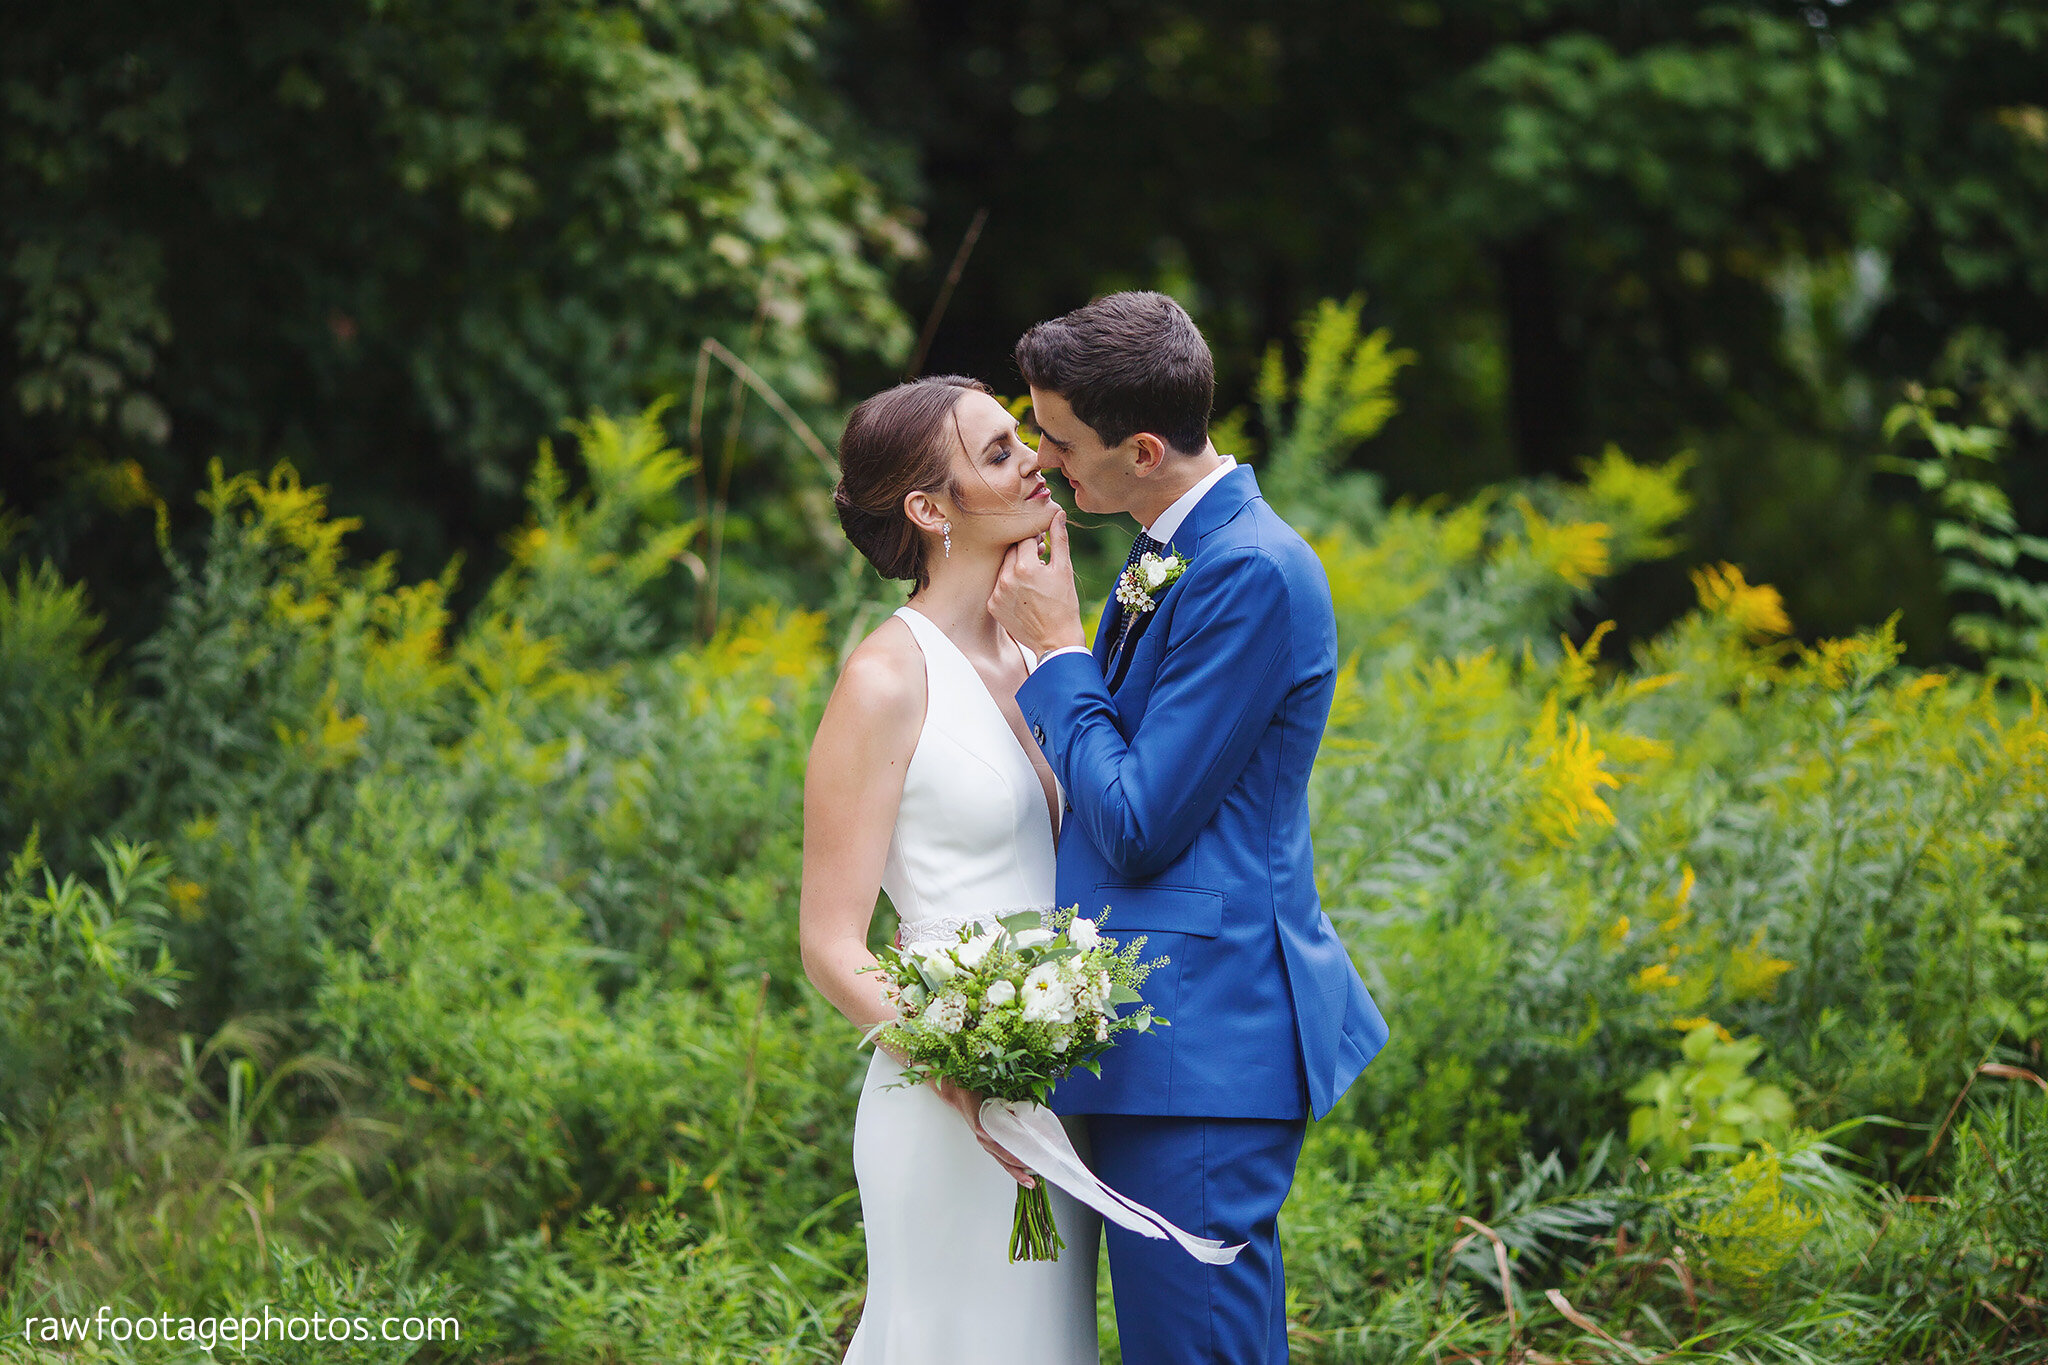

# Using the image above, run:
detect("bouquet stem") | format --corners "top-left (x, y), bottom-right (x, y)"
top-left (1008, 1180), bottom-right (1065, 1262)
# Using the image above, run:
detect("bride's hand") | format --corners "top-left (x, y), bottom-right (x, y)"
top-left (931, 1078), bottom-right (1037, 1187)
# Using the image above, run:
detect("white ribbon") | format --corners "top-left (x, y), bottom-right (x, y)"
top-left (979, 1099), bottom-right (1245, 1265)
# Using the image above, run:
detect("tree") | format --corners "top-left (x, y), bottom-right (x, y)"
top-left (830, 0), bottom-right (2048, 646)
top-left (2, 0), bottom-right (918, 639)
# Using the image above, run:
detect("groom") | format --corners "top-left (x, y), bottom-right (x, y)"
top-left (990, 291), bottom-right (1389, 1364)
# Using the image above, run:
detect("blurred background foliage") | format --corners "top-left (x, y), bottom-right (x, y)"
top-left (833, 0), bottom-right (2048, 656)
top-left (3, 300), bottom-right (2045, 1361)
top-left (4, 0), bottom-right (2047, 661)
top-left (5, 1), bottom-right (2048, 1361)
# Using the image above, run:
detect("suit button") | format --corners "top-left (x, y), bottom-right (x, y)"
top-left (1032, 724), bottom-right (1046, 744)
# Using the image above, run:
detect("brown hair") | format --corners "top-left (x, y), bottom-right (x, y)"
top-left (834, 374), bottom-right (991, 590)
top-left (1014, 291), bottom-right (1213, 455)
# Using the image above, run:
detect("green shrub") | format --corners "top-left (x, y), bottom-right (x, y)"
top-left (0, 552), bottom-right (140, 871)
top-left (1627, 1024), bottom-right (1796, 1168)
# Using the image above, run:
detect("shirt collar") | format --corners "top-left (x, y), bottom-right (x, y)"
top-left (1142, 454), bottom-right (1237, 547)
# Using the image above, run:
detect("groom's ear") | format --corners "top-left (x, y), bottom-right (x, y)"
top-left (1129, 432), bottom-right (1169, 477)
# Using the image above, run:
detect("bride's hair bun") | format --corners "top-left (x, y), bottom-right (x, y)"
top-left (831, 483), bottom-right (918, 581)
top-left (834, 375), bottom-right (989, 590)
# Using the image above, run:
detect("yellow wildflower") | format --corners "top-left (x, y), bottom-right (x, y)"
top-left (1527, 696), bottom-right (1623, 845)
top-left (1514, 496), bottom-right (1611, 588)
top-left (1411, 649), bottom-right (1512, 744)
top-left (1605, 731), bottom-right (1675, 767)
top-left (1633, 962), bottom-right (1680, 992)
top-left (1579, 444), bottom-right (1693, 557)
top-left (1727, 930), bottom-right (1796, 1000)
top-left (1557, 621), bottom-right (1616, 698)
top-left (1618, 670), bottom-right (1684, 701)
top-left (319, 703), bottom-right (368, 762)
top-left (168, 877), bottom-right (207, 923)
top-left (1691, 562), bottom-right (1792, 640)
top-left (1796, 622), bottom-right (1902, 690)
top-left (1899, 673), bottom-right (1946, 703)
top-left (1660, 864), bottom-right (1696, 934)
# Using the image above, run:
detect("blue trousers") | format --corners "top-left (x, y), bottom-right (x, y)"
top-left (1086, 1113), bottom-right (1308, 1365)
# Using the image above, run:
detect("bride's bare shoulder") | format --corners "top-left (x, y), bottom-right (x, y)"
top-left (822, 613), bottom-right (926, 732)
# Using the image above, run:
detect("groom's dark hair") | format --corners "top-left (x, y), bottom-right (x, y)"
top-left (1014, 291), bottom-right (1213, 456)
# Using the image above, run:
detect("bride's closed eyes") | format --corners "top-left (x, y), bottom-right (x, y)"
top-left (985, 426), bottom-right (1027, 466)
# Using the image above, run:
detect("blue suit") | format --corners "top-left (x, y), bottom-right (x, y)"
top-left (1018, 464), bottom-right (1388, 1363)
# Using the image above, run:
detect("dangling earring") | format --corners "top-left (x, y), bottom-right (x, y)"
top-left (942, 521), bottom-right (952, 558)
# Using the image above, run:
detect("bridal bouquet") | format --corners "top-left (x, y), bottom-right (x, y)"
top-left (861, 905), bottom-right (1167, 1261)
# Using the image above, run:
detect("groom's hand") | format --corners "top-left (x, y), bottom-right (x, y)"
top-left (990, 507), bottom-right (1086, 656)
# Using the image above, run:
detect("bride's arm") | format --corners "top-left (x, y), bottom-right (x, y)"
top-left (798, 623), bottom-right (1038, 1188)
top-left (799, 627), bottom-right (922, 1030)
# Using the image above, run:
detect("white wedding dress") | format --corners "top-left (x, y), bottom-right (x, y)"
top-left (842, 605), bottom-right (1101, 1365)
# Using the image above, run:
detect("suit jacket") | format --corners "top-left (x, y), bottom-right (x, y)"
top-left (1019, 464), bottom-right (1389, 1121)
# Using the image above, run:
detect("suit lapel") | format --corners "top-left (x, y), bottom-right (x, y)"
top-left (1092, 594), bottom-right (1121, 675)
top-left (1104, 464), bottom-right (1262, 692)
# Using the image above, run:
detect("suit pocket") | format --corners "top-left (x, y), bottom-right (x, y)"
top-left (1088, 883), bottom-right (1223, 938)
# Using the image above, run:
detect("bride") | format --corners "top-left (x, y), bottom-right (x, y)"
top-left (799, 375), bottom-right (1101, 1363)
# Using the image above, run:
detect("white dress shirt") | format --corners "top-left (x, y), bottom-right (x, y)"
top-left (1034, 455), bottom-right (1237, 669)
top-left (1142, 453), bottom-right (1236, 548)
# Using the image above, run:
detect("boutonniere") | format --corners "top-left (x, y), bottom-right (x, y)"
top-left (1115, 549), bottom-right (1191, 617)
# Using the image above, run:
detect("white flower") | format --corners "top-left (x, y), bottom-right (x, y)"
top-left (1067, 917), bottom-right (1101, 951)
top-left (1116, 550), bottom-right (1190, 617)
top-left (928, 993), bottom-right (968, 1034)
top-left (984, 979), bottom-right (1017, 1010)
top-left (1095, 1016), bottom-right (1109, 1042)
top-left (1052, 1032), bottom-right (1071, 1053)
top-left (1013, 927), bottom-right (1054, 950)
top-left (1095, 969), bottom-right (1113, 1003)
top-left (1052, 961), bottom-right (1088, 1011)
top-left (899, 983), bottom-right (928, 1013)
top-left (915, 944), bottom-right (961, 983)
top-left (956, 929), bottom-right (999, 968)
top-left (1020, 962), bottom-right (1074, 1023)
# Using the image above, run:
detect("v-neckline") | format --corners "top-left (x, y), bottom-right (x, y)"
top-left (899, 605), bottom-right (1060, 843)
